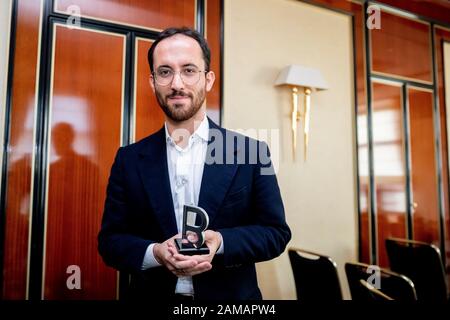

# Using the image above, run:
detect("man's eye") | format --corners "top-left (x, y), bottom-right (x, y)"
top-left (183, 68), bottom-right (197, 75)
top-left (158, 69), bottom-right (172, 77)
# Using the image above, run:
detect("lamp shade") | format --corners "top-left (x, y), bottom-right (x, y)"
top-left (274, 65), bottom-right (328, 90)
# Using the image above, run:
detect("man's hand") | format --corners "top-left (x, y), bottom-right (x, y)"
top-left (204, 229), bottom-right (223, 256)
top-left (153, 234), bottom-right (199, 277)
top-left (168, 230), bottom-right (222, 277)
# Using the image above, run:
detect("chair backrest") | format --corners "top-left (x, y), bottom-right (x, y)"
top-left (345, 262), bottom-right (417, 301)
top-left (359, 279), bottom-right (394, 301)
top-left (288, 248), bottom-right (343, 301)
top-left (385, 238), bottom-right (448, 301)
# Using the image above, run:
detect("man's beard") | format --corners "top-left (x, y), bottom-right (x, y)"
top-left (155, 88), bottom-right (205, 122)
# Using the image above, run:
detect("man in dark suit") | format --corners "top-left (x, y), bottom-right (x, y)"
top-left (98, 27), bottom-right (291, 301)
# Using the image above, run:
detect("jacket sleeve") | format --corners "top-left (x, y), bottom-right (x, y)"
top-left (217, 141), bottom-right (291, 267)
top-left (98, 147), bottom-right (153, 273)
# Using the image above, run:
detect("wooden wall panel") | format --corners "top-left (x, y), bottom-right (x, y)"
top-left (134, 38), bottom-right (164, 142)
top-left (2, 0), bottom-right (43, 300)
top-left (42, 25), bottom-right (123, 299)
top-left (205, 0), bottom-right (221, 123)
top-left (55, 0), bottom-right (196, 31)
top-left (299, 0), bottom-right (449, 271)
top-left (352, 2), bottom-right (370, 265)
top-left (371, 11), bottom-right (432, 83)
top-left (408, 88), bottom-right (440, 245)
top-left (2, 0), bottom-right (221, 301)
top-left (372, 82), bottom-right (407, 267)
top-left (435, 26), bottom-right (450, 279)
top-left (377, 0), bottom-right (450, 25)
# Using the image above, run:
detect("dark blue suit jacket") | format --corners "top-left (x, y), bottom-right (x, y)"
top-left (98, 118), bottom-right (291, 300)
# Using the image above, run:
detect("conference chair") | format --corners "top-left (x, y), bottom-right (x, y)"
top-left (385, 238), bottom-right (448, 301)
top-left (345, 261), bottom-right (417, 301)
top-left (358, 279), bottom-right (394, 301)
top-left (288, 248), bottom-right (343, 301)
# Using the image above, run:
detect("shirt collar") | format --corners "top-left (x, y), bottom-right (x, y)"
top-left (194, 113), bottom-right (210, 142)
top-left (164, 113), bottom-right (209, 145)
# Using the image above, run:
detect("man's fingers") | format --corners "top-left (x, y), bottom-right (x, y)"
top-left (167, 246), bottom-right (180, 257)
top-left (165, 257), bottom-right (195, 274)
top-left (167, 240), bottom-right (176, 248)
top-left (176, 253), bottom-right (209, 264)
top-left (184, 262), bottom-right (212, 276)
top-left (167, 234), bottom-right (181, 248)
top-left (170, 258), bottom-right (198, 270)
top-left (169, 260), bottom-right (212, 277)
top-left (171, 251), bottom-right (198, 261)
top-left (169, 249), bottom-right (207, 263)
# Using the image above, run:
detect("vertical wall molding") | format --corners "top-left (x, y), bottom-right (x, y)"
top-left (0, 0), bottom-right (18, 299)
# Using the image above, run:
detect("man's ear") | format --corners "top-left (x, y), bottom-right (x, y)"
top-left (205, 71), bottom-right (215, 92)
top-left (149, 75), bottom-right (156, 93)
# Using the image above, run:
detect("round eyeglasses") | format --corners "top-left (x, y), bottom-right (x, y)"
top-left (153, 67), bottom-right (208, 86)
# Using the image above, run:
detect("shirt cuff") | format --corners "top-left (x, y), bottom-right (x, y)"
top-left (216, 232), bottom-right (224, 254)
top-left (141, 243), bottom-right (161, 270)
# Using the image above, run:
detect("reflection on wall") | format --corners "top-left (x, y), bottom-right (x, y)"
top-left (373, 110), bottom-right (405, 177)
top-left (371, 11), bottom-right (432, 83)
top-left (372, 82), bottom-right (406, 267)
top-left (49, 96), bottom-right (93, 161)
top-left (2, 0), bottom-right (43, 299)
top-left (408, 88), bottom-right (439, 245)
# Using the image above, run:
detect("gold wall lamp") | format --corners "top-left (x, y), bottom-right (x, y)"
top-left (275, 65), bottom-right (328, 161)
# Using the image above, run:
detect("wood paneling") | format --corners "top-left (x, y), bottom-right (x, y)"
top-left (377, 0), bottom-right (450, 25)
top-left (408, 88), bottom-right (440, 245)
top-left (371, 11), bottom-right (432, 83)
top-left (43, 25), bottom-right (123, 299)
top-left (2, 0), bottom-right (43, 300)
top-left (205, 0), bottom-right (221, 123)
top-left (297, 0), bottom-right (449, 271)
top-left (55, 0), bottom-right (196, 31)
top-left (435, 26), bottom-right (450, 278)
top-left (134, 38), bottom-right (164, 141)
top-left (372, 82), bottom-right (407, 267)
top-left (2, 0), bottom-right (222, 300)
top-left (352, 2), bottom-right (370, 264)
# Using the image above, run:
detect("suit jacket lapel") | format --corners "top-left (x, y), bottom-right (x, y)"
top-left (138, 128), bottom-right (178, 239)
top-left (198, 119), bottom-right (239, 226)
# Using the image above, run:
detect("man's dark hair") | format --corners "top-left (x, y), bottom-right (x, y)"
top-left (147, 27), bottom-right (211, 74)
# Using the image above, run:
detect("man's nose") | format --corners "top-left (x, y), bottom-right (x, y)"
top-left (170, 72), bottom-right (184, 90)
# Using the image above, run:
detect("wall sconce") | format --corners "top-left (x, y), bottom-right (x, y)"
top-left (275, 65), bottom-right (328, 161)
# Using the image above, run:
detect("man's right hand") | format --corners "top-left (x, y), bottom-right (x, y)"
top-left (153, 234), bottom-right (200, 277)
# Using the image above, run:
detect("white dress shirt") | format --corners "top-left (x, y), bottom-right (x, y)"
top-left (141, 114), bottom-right (223, 296)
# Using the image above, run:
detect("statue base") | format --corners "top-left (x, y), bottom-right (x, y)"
top-left (174, 238), bottom-right (210, 256)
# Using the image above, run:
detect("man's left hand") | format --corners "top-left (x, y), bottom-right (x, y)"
top-left (168, 230), bottom-right (222, 277)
